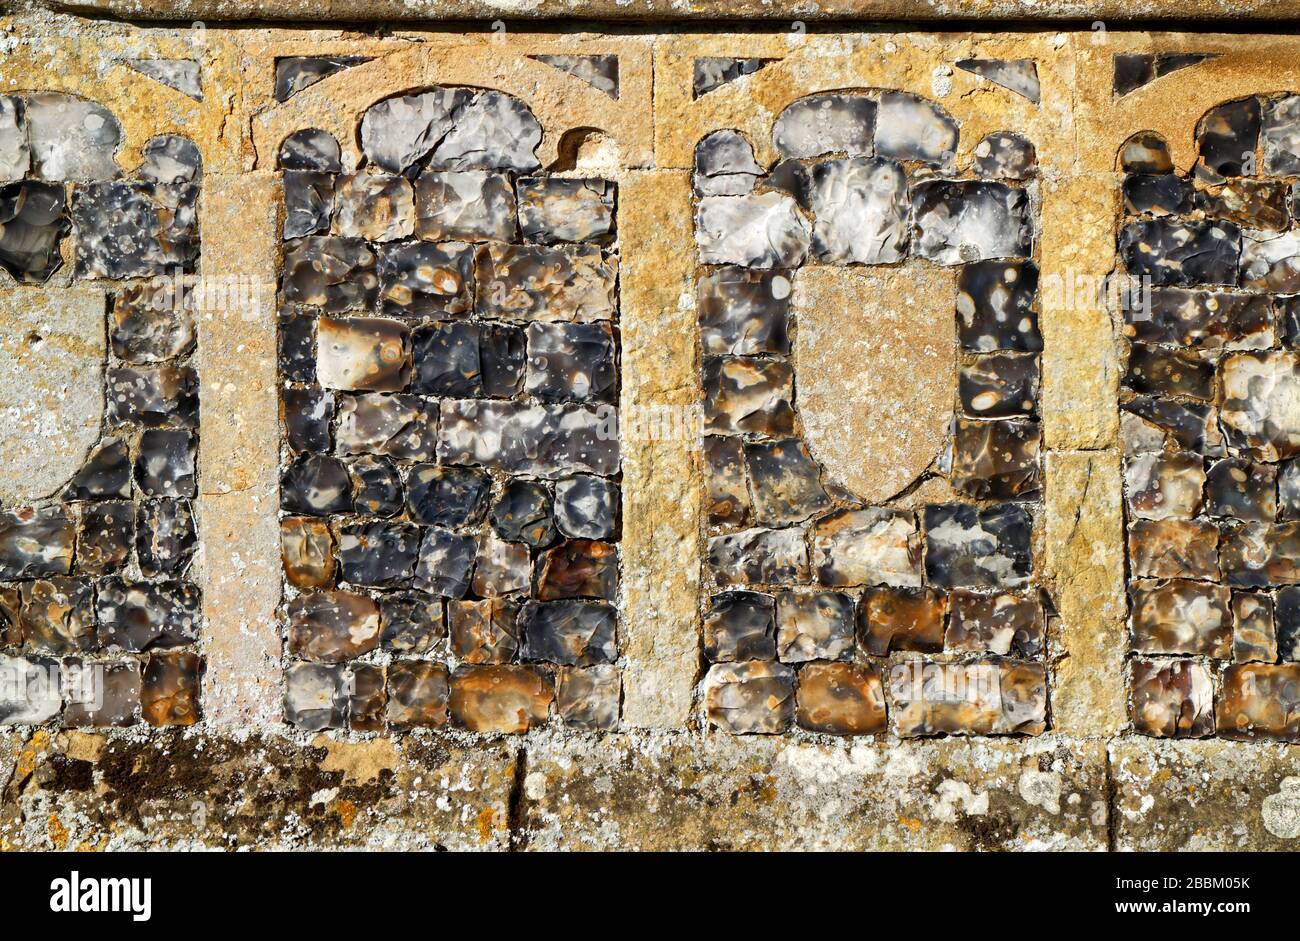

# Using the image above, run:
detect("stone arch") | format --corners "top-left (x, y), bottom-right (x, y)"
top-left (694, 87), bottom-right (1049, 738)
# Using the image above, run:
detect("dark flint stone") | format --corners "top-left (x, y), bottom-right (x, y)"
top-left (0, 180), bottom-right (69, 283)
top-left (1264, 94), bottom-right (1300, 176)
top-left (1206, 458), bottom-right (1277, 522)
top-left (703, 661), bottom-right (795, 734)
top-left (947, 590), bottom-right (1044, 657)
top-left (470, 534), bottom-right (534, 595)
top-left (950, 418), bottom-right (1041, 500)
top-left (282, 386), bottom-right (334, 453)
top-left (72, 182), bottom-right (198, 279)
top-left (95, 578), bottom-right (200, 651)
top-left (702, 356), bottom-right (795, 437)
top-left (111, 285), bottom-right (195, 364)
top-left (378, 241), bottom-right (473, 318)
top-left (1125, 450), bottom-right (1204, 519)
top-left (517, 178), bottom-right (615, 244)
top-left (1228, 593), bottom-right (1276, 662)
top-left (1282, 459), bottom-right (1300, 519)
top-left (531, 54), bottom-right (619, 99)
top-left (480, 324), bottom-right (527, 397)
top-left (385, 660), bottom-right (450, 729)
top-left (284, 661), bottom-right (346, 730)
top-left (414, 170), bottom-right (517, 243)
top-left (520, 599), bottom-right (617, 666)
top-left (412, 321), bottom-right (481, 396)
top-left (536, 539), bottom-right (617, 600)
top-left (1277, 587), bottom-right (1300, 661)
top-left (336, 520), bottom-right (420, 587)
top-left (1220, 522), bottom-right (1300, 587)
top-left (449, 597), bottom-right (520, 664)
top-left (1113, 53), bottom-right (1155, 96)
top-left (274, 56), bottom-right (370, 102)
top-left (283, 170), bottom-right (333, 239)
top-left (278, 128), bottom-right (342, 173)
top-left (524, 322), bottom-right (617, 403)
top-left (971, 131), bottom-right (1036, 181)
top-left (1123, 288), bottom-right (1272, 348)
top-left (554, 475), bottom-right (617, 540)
top-left (1129, 518), bottom-right (1221, 580)
top-left (703, 591), bottom-right (776, 662)
top-left (1157, 52), bottom-right (1217, 77)
top-left (380, 592), bottom-right (444, 654)
top-left (1197, 96), bottom-right (1261, 180)
top-left (406, 464), bottom-right (488, 527)
top-left (1118, 218), bottom-right (1240, 286)
top-left (772, 93), bottom-right (876, 160)
top-left (64, 660), bottom-right (140, 727)
top-left (744, 438), bottom-right (831, 527)
top-left (703, 435), bottom-right (752, 529)
top-left (141, 650), bottom-right (203, 726)
top-left (136, 499), bottom-right (196, 577)
top-left (473, 242), bottom-right (616, 322)
top-left (64, 439), bottom-right (132, 500)
top-left (876, 91), bottom-right (958, 166)
top-left (1124, 344), bottom-right (1213, 400)
top-left (280, 516), bottom-right (335, 589)
top-left (278, 309), bottom-right (316, 383)
top-left (347, 455), bottom-right (404, 517)
top-left (437, 401), bottom-right (619, 478)
top-left (106, 365), bottom-right (199, 429)
top-left (334, 393), bottom-right (437, 461)
top-left (0, 587), bottom-right (18, 649)
top-left (910, 180), bottom-right (1031, 264)
top-left (347, 663), bottom-right (386, 732)
top-left (425, 90), bottom-right (543, 173)
top-left (315, 316), bottom-right (413, 393)
top-left (1130, 659), bottom-right (1214, 737)
top-left (795, 661), bottom-right (886, 736)
top-left (1122, 396), bottom-right (1223, 455)
top-left (954, 58), bottom-right (1040, 103)
top-left (1217, 663), bottom-right (1300, 741)
top-left (491, 480), bottom-right (556, 547)
top-left (959, 352), bottom-right (1039, 417)
top-left (76, 501), bottom-right (133, 576)
top-left (1123, 174), bottom-right (1193, 215)
top-left (287, 590), bottom-right (380, 662)
top-left (1130, 579), bottom-right (1231, 657)
top-left (859, 585), bottom-right (946, 656)
top-left (923, 503), bottom-right (1032, 590)
top-left (775, 590), bottom-right (855, 663)
top-left (330, 172), bottom-right (414, 242)
top-left (1197, 179), bottom-right (1290, 230)
top-left (280, 453), bottom-right (353, 516)
top-left (956, 260), bottom-right (1041, 352)
top-left (360, 88), bottom-right (472, 175)
top-left (694, 130), bottom-right (763, 198)
top-left (139, 135), bottom-right (202, 185)
top-left (555, 664), bottom-right (620, 730)
top-left (0, 507), bottom-right (75, 580)
top-left (698, 267), bottom-right (791, 356)
top-left (693, 56), bottom-right (768, 98)
top-left (281, 237), bottom-right (378, 312)
top-left (708, 526), bottom-right (810, 586)
top-left (413, 528), bottom-right (476, 597)
top-left (1282, 295), bottom-right (1300, 347)
top-left (20, 577), bottom-right (95, 654)
top-left (134, 429), bottom-right (196, 498)
top-left (765, 159), bottom-right (812, 208)
top-left (1121, 132), bottom-right (1175, 174)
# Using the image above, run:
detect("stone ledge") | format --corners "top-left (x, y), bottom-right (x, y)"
top-left (41, 0), bottom-right (1300, 23)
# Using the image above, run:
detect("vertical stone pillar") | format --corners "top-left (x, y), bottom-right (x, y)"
top-left (197, 173), bottom-right (284, 727)
top-left (617, 170), bottom-right (703, 728)
top-left (1038, 170), bottom-right (1128, 735)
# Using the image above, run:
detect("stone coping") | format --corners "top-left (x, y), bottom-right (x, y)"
top-left (38, 0), bottom-right (1300, 24)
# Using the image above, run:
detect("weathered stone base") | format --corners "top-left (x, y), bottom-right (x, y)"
top-left (4, 728), bottom-right (1297, 850)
